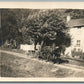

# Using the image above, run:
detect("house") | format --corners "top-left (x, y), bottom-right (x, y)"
top-left (65, 16), bottom-right (84, 59)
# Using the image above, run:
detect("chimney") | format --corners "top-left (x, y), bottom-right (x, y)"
top-left (67, 15), bottom-right (71, 22)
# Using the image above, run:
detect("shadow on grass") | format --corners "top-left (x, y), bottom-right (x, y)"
top-left (52, 58), bottom-right (69, 64)
top-left (39, 56), bottom-right (69, 64)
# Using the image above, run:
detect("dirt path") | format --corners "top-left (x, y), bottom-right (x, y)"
top-left (0, 49), bottom-right (84, 72)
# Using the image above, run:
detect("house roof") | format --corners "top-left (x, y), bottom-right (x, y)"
top-left (67, 18), bottom-right (84, 28)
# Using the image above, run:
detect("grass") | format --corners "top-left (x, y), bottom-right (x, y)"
top-left (1, 47), bottom-right (25, 54)
top-left (1, 52), bottom-right (84, 77)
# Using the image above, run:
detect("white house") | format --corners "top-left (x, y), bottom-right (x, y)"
top-left (65, 16), bottom-right (84, 58)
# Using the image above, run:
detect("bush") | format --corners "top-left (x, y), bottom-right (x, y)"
top-left (39, 46), bottom-right (61, 62)
top-left (39, 46), bottom-right (52, 61)
top-left (38, 45), bottom-right (69, 64)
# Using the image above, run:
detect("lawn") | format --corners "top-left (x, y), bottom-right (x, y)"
top-left (1, 52), bottom-right (84, 77)
top-left (1, 47), bottom-right (25, 54)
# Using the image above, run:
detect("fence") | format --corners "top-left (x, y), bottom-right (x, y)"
top-left (20, 44), bottom-right (40, 51)
top-left (20, 44), bottom-right (34, 51)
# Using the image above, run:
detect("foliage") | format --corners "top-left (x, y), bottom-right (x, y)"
top-left (25, 10), bottom-right (71, 53)
top-left (1, 9), bottom-right (84, 62)
top-left (39, 46), bottom-right (52, 61)
top-left (1, 9), bottom-right (84, 46)
top-left (1, 9), bottom-right (22, 46)
top-left (0, 9), bottom-right (71, 61)
top-left (65, 9), bottom-right (84, 19)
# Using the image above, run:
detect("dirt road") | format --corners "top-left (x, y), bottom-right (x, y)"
top-left (0, 49), bottom-right (84, 77)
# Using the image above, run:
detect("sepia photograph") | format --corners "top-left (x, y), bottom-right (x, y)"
top-left (0, 2), bottom-right (84, 82)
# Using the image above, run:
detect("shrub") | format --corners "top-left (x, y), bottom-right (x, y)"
top-left (39, 46), bottom-right (61, 62)
top-left (39, 46), bottom-right (52, 61)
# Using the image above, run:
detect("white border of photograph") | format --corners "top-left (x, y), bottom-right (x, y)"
top-left (0, 2), bottom-right (84, 82)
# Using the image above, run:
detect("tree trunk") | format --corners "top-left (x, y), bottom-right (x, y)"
top-left (40, 40), bottom-right (44, 51)
top-left (52, 43), bottom-right (55, 51)
top-left (34, 41), bottom-right (37, 50)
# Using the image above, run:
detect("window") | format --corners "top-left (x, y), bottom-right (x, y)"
top-left (76, 40), bottom-right (80, 47)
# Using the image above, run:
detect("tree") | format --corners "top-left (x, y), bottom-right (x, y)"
top-left (65, 9), bottom-right (84, 19)
top-left (1, 9), bottom-right (71, 56)
top-left (1, 9), bottom-right (23, 47)
top-left (0, 9), bottom-right (40, 46)
top-left (25, 9), bottom-right (71, 57)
